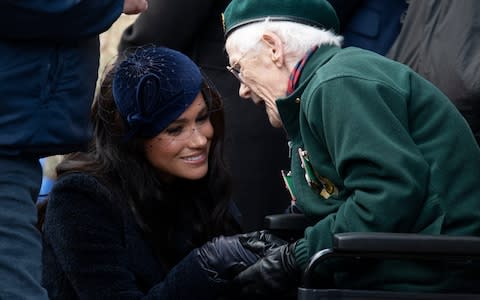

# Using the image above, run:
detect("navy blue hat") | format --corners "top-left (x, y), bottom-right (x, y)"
top-left (112, 46), bottom-right (202, 140)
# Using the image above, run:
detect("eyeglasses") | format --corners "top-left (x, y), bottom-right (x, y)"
top-left (226, 40), bottom-right (262, 83)
top-left (226, 64), bottom-right (242, 82)
top-left (226, 50), bottom-right (251, 83)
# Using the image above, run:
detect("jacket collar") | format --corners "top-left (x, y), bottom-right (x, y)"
top-left (276, 45), bottom-right (340, 136)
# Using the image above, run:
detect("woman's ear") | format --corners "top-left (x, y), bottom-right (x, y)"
top-left (261, 32), bottom-right (284, 67)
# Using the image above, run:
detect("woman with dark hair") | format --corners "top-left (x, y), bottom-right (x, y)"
top-left (39, 46), bottom-right (281, 299)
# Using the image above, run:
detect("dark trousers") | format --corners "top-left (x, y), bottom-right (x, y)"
top-left (0, 156), bottom-right (48, 299)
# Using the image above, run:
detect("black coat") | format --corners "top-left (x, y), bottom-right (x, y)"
top-left (118, 0), bottom-right (291, 231)
top-left (42, 173), bottom-right (229, 299)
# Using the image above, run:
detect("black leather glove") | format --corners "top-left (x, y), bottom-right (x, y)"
top-left (233, 242), bottom-right (300, 295)
top-left (238, 230), bottom-right (288, 256)
top-left (196, 235), bottom-right (258, 281)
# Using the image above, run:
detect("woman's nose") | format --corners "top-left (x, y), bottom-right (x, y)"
top-left (188, 128), bottom-right (208, 147)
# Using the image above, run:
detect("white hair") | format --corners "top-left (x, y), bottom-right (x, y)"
top-left (226, 19), bottom-right (343, 66)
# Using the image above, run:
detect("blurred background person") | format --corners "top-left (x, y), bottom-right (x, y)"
top-left (0, 1), bottom-right (147, 298)
top-left (328, 0), bottom-right (407, 55)
top-left (387, 0), bottom-right (480, 145)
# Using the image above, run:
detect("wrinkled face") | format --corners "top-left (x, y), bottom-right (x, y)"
top-left (226, 42), bottom-right (289, 128)
top-left (144, 93), bottom-right (213, 180)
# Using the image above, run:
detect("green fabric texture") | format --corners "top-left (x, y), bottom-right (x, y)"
top-left (279, 45), bottom-right (480, 291)
top-left (222, 0), bottom-right (340, 37)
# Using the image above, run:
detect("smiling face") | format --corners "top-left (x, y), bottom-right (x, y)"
top-left (144, 93), bottom-right (213, 181)
top-left (226, 33), bottom-right (291, 128)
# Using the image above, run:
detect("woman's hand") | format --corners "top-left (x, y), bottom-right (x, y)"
top-left (196, 235), bottom-right (259, 280)
top-left (123, 0), bottom-right (148, 15)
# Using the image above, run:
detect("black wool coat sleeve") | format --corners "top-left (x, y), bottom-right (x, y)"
top-left (42, 173), bottom-right (227, 300)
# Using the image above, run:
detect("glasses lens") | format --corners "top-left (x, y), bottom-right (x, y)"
top-left (226, 66), bottom-right (242, 82)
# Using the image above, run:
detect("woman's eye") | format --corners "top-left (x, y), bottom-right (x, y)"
top-left (197, 113), bottom-right (210, 123)
top-left (164, 126), bottom-right (184, 136)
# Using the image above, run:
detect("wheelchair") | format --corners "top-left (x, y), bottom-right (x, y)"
top-left (265, 214), bottom-right (480, 300)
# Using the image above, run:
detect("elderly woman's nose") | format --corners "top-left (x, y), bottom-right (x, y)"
top-left (239, 83), bottom-right (251, 99)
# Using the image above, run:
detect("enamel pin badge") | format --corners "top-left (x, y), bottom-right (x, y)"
top-left (298, 147), bottom-right (337, 199)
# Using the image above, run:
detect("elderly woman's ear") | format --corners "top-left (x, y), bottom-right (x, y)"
top-left (261, 32), bottom-right (284, 67)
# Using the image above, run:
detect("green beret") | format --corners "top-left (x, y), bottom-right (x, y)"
top-left (222, 0), bottom-right (340, 37)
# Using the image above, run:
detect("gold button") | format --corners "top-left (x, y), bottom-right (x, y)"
top-left (295, 97), bottom-right (301, 104)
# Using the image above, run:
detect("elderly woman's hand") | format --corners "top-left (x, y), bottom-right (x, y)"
top-left (195, 231), bottom-right (287, 281)
top-left (234, 242), bottom-right (300, 295)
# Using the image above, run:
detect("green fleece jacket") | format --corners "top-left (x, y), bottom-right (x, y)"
top-left (276, 45), bottom-right (480, 292)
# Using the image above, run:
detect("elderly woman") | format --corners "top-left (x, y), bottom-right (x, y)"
top-left (222, 0), bottom-right (480, 295)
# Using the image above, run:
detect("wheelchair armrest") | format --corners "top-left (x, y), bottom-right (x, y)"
top-left (333, 232), bottom-right (480, 256)
top-left (264, 213), bottom-right (314, 242)
top-left (264, 213), bottom-right (313, 231)
top-left (302, 232), bottom-right (480, 288)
